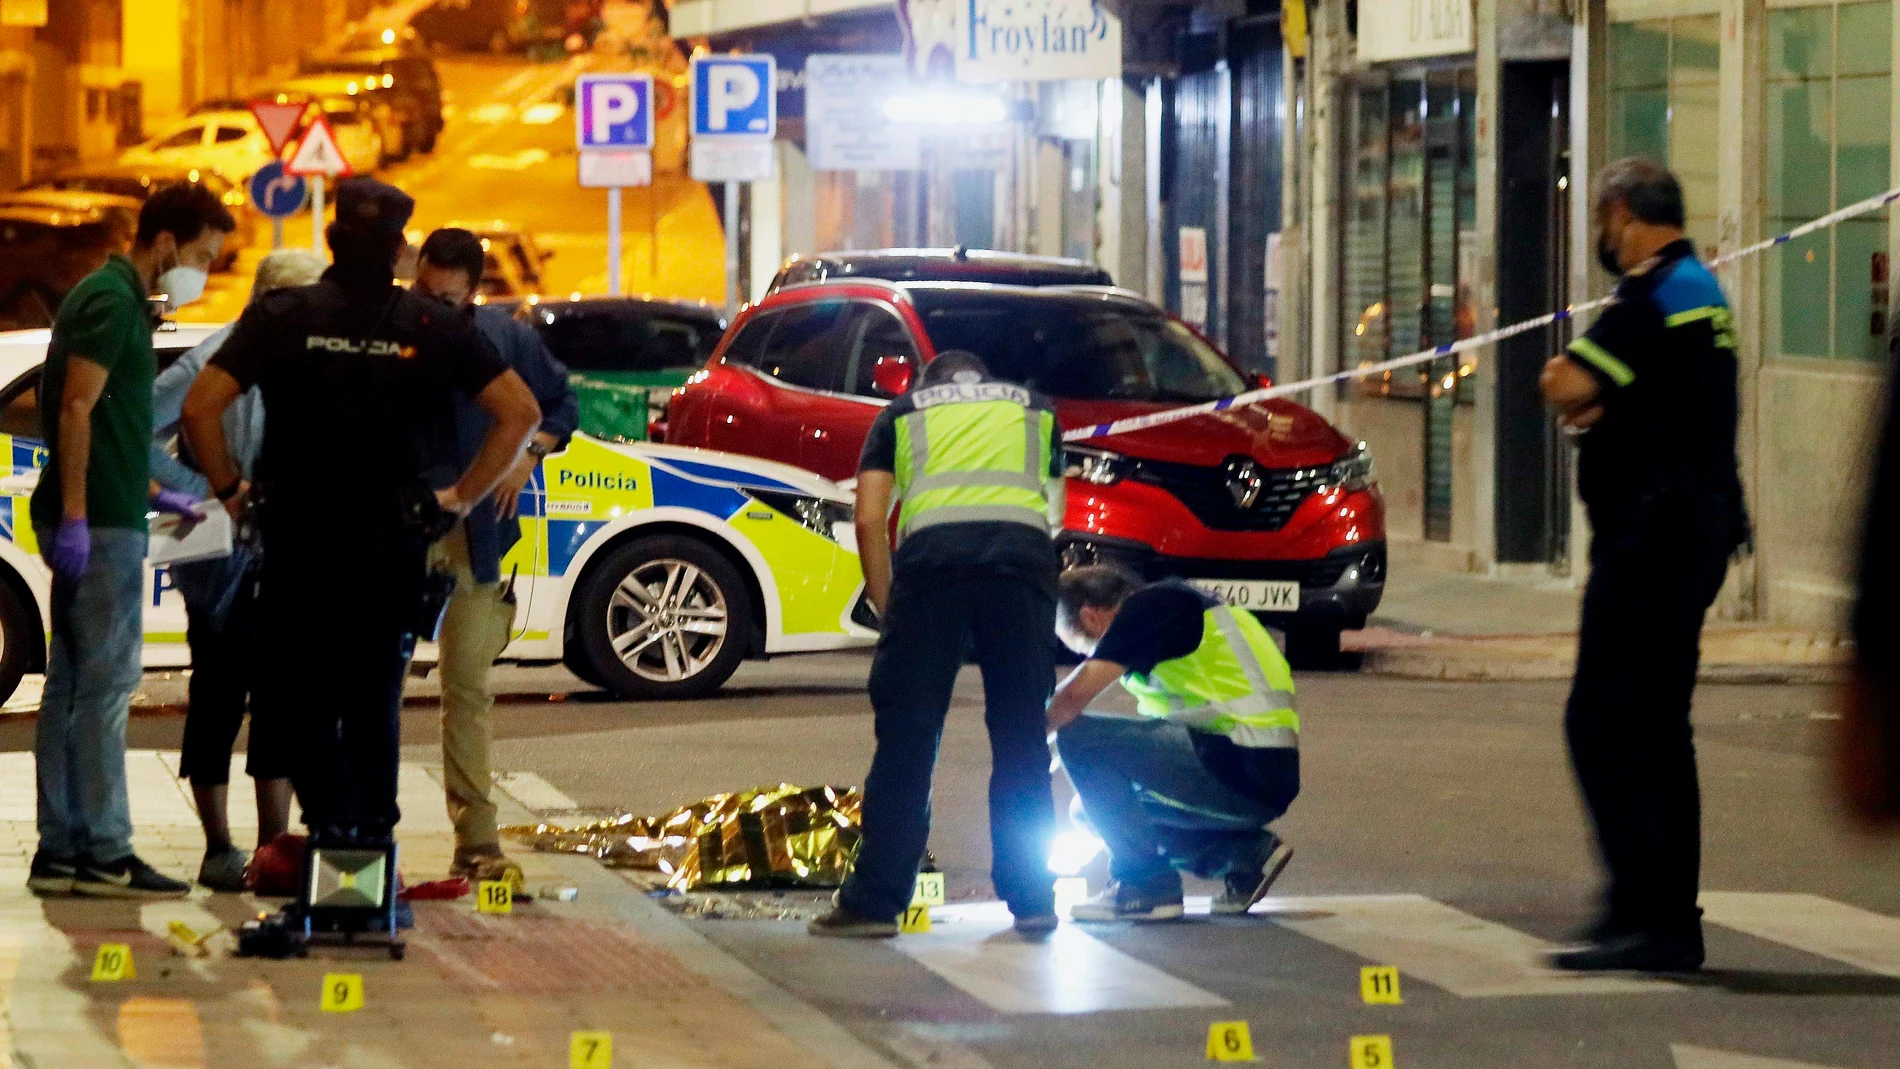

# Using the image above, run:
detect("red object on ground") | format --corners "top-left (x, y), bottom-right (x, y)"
top-left (245, 832), bottom-right (307, 896)
top-left (402, 876), bottom-right (472, 901)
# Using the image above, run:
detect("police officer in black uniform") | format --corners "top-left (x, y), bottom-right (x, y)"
top-left (1540, 158), bottom-right (1748, 973)
top-left (181, 178), bottom-right (540, 850)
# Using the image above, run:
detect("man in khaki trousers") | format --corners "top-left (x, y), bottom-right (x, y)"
top-left (415, 228), bottom-right (578, 885)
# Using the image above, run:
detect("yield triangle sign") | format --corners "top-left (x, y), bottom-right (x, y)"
top-left (248, 99), bottom-right (309, 155)
top-left (286, 114), bottom-right (352, 178)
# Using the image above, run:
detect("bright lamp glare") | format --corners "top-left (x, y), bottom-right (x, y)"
top-left (882, 93), bottom-right (1008, 125)
top-left (1047, 829), bottom-right (1105, 877)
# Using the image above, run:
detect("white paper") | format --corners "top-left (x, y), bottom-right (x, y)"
top-left (148, 504), bottom-right (232, 567)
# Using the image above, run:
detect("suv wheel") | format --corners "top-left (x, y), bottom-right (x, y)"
top-left (570, 535), bottom-right (751, 700)
top-left (1282, 624), bottom-right (1361, 672)
top-left (0, 580), bottom-right (36, 707)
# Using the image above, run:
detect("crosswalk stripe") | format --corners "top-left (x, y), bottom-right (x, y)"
top-left (899, 902), bottom-right (1228, 1014)
top-left (1700, 892), bottom-right (1900, 976)
top-left (1261, 894), bottom-right (1681, 998)
top-left (1672, 1044), bottom-right (1845, 1069)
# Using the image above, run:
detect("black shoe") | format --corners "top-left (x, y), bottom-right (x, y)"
top-left (26, 851), bottom-right (77, 896)
top-left (1013, 912), bottom-right (1060, 937)
top-left (807, 906), bottom-right (899, 938)
top-left (1212, 833), bottom-right (1294, 916)
top-left (1549, 931), bottom-right (1704, 973)
top-left (73, 854), bottom-right (190, 899)
top-left (197, 846), bottom-right (250, 892)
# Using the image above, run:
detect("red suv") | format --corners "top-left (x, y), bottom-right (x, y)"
top-left (668, 279), bottom-right (1386, 663)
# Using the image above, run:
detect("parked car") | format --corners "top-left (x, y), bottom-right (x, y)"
top-left (300, 46), bottom-right (444, 155)
top-left (31, 163), bottom-right (258, 272)
top-left (266, 74), bottom-right (409, 161)
top-left (667, 279), bottom-right (1387, 664)
top-left (512, 295), bottom-right (726, 442)
top-left (0, 324), bottom-right (874, 701)
top-left (116, 110), bottom-right (276, 186)
top-left (0, 193), bottom-right (138, 330)
top-left (767, 248), bottom-right (1113, 295)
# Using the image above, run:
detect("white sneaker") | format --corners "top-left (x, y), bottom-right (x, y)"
top-left (1069, 881), bottom-right (1185, 923)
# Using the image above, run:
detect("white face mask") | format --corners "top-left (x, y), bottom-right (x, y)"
top-left (156, 265), bottom-right (208, 309)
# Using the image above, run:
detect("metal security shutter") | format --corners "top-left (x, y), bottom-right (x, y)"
top-left (1227, 19), bottom-right (1285, 376)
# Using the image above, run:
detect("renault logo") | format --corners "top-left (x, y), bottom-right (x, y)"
top-left (1225, 458), bottom-right (1265, 509)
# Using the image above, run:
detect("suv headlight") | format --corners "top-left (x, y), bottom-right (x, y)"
top-left (1327, 441), bottom-right (1375, 492)
top-left (750, 490), bottom-right (855, 544)
top-left (1063, 446), bottom-right (1132, 486)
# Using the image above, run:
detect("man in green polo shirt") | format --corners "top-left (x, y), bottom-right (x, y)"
top-left (26, 183), bottom-right (234, 899)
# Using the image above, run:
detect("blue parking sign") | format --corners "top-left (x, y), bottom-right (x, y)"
top-left (691, 55), bottom-right (776, 139)
top-left (576, 74), bottom-right (655, 150)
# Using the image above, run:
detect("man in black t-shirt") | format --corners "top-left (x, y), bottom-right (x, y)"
top-left (1539, 159), bottom-right (1747, 973)
top-left (1047, 567), bottom-right (1299, 922)
top-left (182, 179), bottom-right (540, 849)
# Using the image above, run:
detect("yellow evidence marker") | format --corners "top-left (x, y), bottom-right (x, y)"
top-left (1204, 1020), bottom-right (1257, 1062)
top-left (1359, 965), bottom-right (1402, 1004)
top-left (570, 1030), bottom-right (613, 1069)
top-left (1350, 1034), bottom-right (1396, 1068)
top-left (899, 905), bottom-right (932, 933)
top-left (320, 973), bottom-right (364, 1013)
top-left (90, 943), bottom-right (134, 982)
top-left (912, 871), bottom-right (946, 908)
top-left (477, 879), bottom-right (514, 914)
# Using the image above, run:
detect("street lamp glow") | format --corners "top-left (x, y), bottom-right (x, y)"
top-left (882, 92), bottom-right (1008, 126)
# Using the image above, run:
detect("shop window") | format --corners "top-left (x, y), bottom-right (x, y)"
top-left (1607, 14), bottom-right (1721, 256)
top-left (1765, 0), bottom-right (1892, 361)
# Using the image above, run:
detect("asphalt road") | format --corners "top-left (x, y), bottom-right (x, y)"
top-left (10, 656), bottom-right (1891, 1069)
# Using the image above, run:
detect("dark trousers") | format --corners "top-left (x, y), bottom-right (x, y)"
top-left (179, 579), bottom-right (291, 788)
top-left (260, 556), bottom-right (412, 840)
top-left (1058, 715), bottom-right (1295, 895)
top-left (839, 572), bottom-right (1057, 922)
top-left (1566, 495), bottom-right (1735, 937)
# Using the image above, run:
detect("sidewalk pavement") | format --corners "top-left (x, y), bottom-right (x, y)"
top-left (0, 750), bottom-right (904, 1069)
top-left (1351, 546), bottom-right (1853, 682)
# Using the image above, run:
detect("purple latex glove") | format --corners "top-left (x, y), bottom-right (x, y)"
top-left (150, 488), bottom-right (206, 521)
top-left (49, 517), bottom-right (88, 579)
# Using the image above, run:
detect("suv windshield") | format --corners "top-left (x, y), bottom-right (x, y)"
top-left (907, 291), bottom-right (1247, 403)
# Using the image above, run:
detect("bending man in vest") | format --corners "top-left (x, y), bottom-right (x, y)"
top-left (811, 351), bottom-right (1065, 938)
top-left (1047, 566), bottom-right (1299, 922)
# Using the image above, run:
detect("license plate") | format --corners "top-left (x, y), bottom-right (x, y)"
top-left (1188, 579), bottom-right (1300, 611)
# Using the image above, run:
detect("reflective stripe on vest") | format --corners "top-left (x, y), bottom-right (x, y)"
top-left (1120, 605), bottom-right (1300, 748)
top-left (893, 384), bottom-right (1056, 539)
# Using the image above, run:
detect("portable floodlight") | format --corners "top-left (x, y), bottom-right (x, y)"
top-left (306, 847), bottom-right (390, 910)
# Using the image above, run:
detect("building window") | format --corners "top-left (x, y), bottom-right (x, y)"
top-left (1765, 0), bottom-right (1892, 361)
top-left (1607, 13), bottom-right (1721, 256)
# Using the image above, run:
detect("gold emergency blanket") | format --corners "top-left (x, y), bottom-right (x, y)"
top-left (500, 784), bottom-right (861, 891)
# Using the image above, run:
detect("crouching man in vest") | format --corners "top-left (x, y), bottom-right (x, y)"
top-left (1048, 566), bottom-right (1299, 922)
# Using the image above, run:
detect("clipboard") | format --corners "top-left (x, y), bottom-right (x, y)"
top-left (149, 504), bottom-right (233, 567)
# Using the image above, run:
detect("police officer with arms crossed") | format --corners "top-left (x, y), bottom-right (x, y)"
top-left (1045, 566), bottom-right (1298, 921)
top-left (181, 178), bottom-right (541, 862)
top-left (809, 350), bottom-right (1065, 938)
top-left (1540, 158), bottom-right (1748, 972)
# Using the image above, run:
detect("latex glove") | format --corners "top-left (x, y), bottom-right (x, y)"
top-left (150, 488), bottom-right (206, 521)
top-left (49, 517), bottom-right (89, 579)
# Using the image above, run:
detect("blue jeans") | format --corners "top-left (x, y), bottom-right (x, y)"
top-left (34, 526), bottom-right (147, 863)
top-left (838, 572), bottom-right (1057, 922)
top-left (1056, 715), bottom-right (1296, 896)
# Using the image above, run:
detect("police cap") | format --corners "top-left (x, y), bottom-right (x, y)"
top-left (333, 177), bottom-right (415, 237)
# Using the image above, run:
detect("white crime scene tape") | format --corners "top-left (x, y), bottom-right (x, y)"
top-left (1065, 184), bottom-right (1900, 444)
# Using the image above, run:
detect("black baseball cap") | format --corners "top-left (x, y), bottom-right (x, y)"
top-left (333, 177), bottom-right (415, 236)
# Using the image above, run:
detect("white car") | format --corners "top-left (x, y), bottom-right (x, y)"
top-left (0, 326), bottom-right (877, 703)
top-left (117, 111), bottom-right (277, 185)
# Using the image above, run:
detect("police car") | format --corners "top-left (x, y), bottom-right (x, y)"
top-left (0, 325), bottom-right (877, 704)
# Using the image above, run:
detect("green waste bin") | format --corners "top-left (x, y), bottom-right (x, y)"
top-left (572, 375), bottom-right (652, 442)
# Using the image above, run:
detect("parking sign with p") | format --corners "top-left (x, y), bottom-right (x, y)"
top-left (691, 55), bottom-right (775, 138)
top-left (576, 74), bottom-right (654, 151)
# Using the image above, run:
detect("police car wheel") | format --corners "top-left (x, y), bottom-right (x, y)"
top-left (574, 536), bottom-right (752, 700)
top-left (0, 580), bottom-right (32, 706)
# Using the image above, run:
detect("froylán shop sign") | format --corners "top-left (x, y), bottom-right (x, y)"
top-left (1357, 0), bottom-right (1474, 63)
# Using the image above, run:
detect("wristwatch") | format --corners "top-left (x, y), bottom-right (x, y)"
top-left (526, 440), bottom-right (552, 459)
top-left (213, 480), bottom-right (242, 502)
